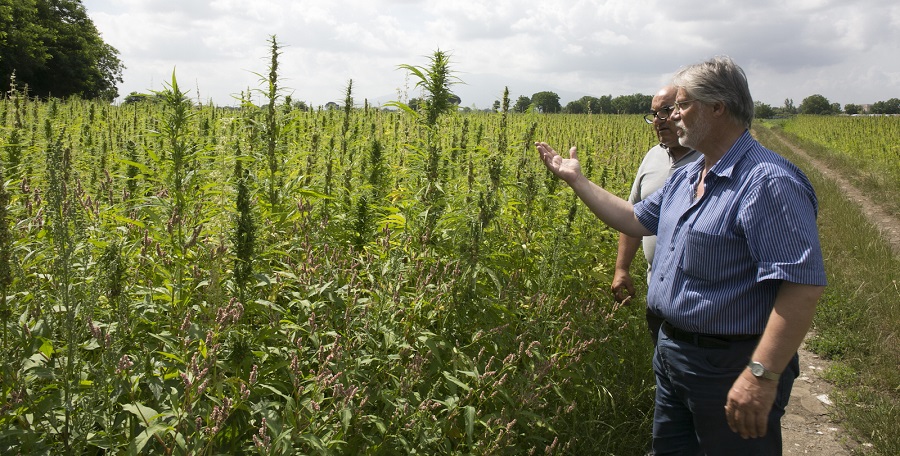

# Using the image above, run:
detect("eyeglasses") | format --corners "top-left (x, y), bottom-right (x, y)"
top-left (672, 99), bottom-right (696, 114)
top-left (643, 105), bottom-right (675, 124)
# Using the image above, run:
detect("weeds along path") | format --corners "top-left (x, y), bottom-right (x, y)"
top-left (761, 127), bottom-right (900, 257)
top-left (754, 126), bottom-right (893, 455)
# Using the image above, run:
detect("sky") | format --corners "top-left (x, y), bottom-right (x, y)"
top-left (82, 0), bottom-right (900, 110)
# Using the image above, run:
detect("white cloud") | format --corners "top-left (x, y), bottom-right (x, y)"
top-left (84, 0), bottom-right (900, 108)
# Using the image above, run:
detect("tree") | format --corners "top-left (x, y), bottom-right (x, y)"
top-left (799, 94), bottom-right (834, 115)
top-left (512, 96), bottom-right (531, 113)
top-left (531, 91), bottom-right (561, 113)
top-left (123, 91), bottom-right (153, 104)
top-left (589, 95), bottom-right (613, 114)
top-left (780, 98), bottom-right (798, 115)
top-left (565, 96), bottom-right (611, 114)
top-left (843, 103), bottom-right (862, 115)
top-left (1, 0), bottom-right (125, 101)
top-left (870, 98), bottom-right (900, 114)
top-left (611, 93), bottom-right (652, 114)
top-left (565, 100), bottom-right (586, 114)
top-left (754, 101), bottom-right (776, 119)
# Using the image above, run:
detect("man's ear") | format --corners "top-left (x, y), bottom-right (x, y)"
top-left (711, 100), bottom-right (727, 118)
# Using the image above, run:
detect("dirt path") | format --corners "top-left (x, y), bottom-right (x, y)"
top-left (762, 128), bottom-right (899, 455)
top-left (782, 343), bottom-right (855, 454)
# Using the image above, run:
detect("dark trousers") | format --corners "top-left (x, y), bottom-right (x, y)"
top-left (646, 308), bottom-right (666, 345)
top-left (651, 328), bottom-right (799, 455)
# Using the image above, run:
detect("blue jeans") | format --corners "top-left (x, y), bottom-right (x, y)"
top-left (651, 330), bottom-right (799, 455)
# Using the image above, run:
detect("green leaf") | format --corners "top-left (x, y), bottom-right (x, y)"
top-left (442, 371), bottom-right (472, 392)
top-left (370, 416), bottom-right (387, 435)
top-left (341, 407), bottom-right (351, 432)
top-left (26, 366), bottom-right (54, 380)
top-left (109, 213), bottom-right (146, 229)
top-left (465, 405), bottom-right (475, 445)
top-left (38, 337), bottom-right (55, 359)
top-left (129, 422), bottom-right (169, 455)
top-left (123, 402), bottom-right (159, 425)
top-left (81, 338), bottom-right (101, 351)
top-left (155, 351), bottom-right (185, 364)
top-left (379, 213), bottom-right (407, 230)
top-left (117, 158), bottom-right (152, 175)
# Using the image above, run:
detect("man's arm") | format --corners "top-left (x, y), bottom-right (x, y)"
top-left (612, 233), bottom-right (641, 302)
top-left (535, 142), bottom-right (652, 237)
top-left (724, 281), bottom-right (825, 439)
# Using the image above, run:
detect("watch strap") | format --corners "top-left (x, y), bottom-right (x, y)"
top-left (748, 361), bottom-right (781, 381)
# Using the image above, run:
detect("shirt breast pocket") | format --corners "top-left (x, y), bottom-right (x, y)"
top-left (681, 229), bottom-right (749, 282)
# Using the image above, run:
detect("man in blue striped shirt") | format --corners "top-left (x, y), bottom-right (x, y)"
top-left (536, 56), bottom-right (826, 455)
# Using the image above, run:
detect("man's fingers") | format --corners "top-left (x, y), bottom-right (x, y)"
top-left (612, 289), bottom-right (634, 304)
top-left (725, 404), bottom-right (769, 439)
top-left (725, 404), bottom-right (737, 433)
top-left (568, 146), bottom-right (578, 160)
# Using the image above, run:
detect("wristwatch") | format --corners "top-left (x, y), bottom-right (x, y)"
top-left (748, 361), bottom-right (781, 381)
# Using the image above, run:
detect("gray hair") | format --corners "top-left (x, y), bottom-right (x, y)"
top-left (673, 56), bottom-right (754, 128)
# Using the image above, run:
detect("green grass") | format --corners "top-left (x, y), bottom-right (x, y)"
top-left (765, 117), bottom-right (900, 218)
top-left (755, 124), bottom-right (900, 456)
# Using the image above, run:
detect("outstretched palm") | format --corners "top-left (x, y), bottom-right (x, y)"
top-left (535, 142), bottom-right (583, 184)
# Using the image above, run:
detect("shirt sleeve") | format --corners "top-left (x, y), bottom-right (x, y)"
top-left (628, 153), bottom-right (651, 204)
top-left (633, 182), bottom-right (664, 236)
top-left (739, 174), bottom-right (827, 286)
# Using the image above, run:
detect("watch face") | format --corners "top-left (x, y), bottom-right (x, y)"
top-left (750, 362), bottom-right (764, 376)
top-left (748, 361), bottom-right (780, 380)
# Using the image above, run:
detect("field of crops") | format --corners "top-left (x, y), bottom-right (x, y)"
top-left (0, 75), bottom-right (664, 454)
top-left (777, 114), bottom-right (900, 201)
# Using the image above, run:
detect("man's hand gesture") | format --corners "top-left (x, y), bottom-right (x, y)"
top-left (535, 142), bottom-right (583, 185)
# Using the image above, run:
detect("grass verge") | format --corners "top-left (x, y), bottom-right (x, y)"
top-left (755, 124), bottom-right (900, 455)
top-left (761, 119), bottom-right (899, 220)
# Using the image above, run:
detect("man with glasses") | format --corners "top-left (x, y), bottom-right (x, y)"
top-left (612, 85), bottom-right (701, 345)
top-left (535, 56), bottom-right (826, 455)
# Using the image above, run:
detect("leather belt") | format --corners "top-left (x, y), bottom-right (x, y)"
top-left (661, 321), bottom-right (760, 349)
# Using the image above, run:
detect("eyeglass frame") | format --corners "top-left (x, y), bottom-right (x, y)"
top-left (643, 105), bottom-right (675, 124)
top-left (671, 99), bottom-right (696, 114)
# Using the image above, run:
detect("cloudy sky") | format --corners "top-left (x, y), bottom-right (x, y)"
top-left (82, 0), bottom-right (900, 109)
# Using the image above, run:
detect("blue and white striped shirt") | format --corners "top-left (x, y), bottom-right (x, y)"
top-left (634, 130), bottom-right (827, 335)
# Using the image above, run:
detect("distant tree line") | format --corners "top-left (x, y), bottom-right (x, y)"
top-left (1, 0), bottom-right (124, 101)
top-left (754, 94), bottom-right (900, 118)
top-left (489, 92), bottom-right (652, 114)
top-left (488, 91), bottom-right (899, 118)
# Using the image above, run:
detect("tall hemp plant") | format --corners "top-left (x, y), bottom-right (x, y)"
top-left (232, 144), bottom-right (255, 304)
top-left (44, 131), bottom-right (91, 452)
top-left (261, 35), bottom-right (283, 211)
top-left (155, 72), bottom-right (199, 315)
top-left (389, 49), bottom-right (461, 244)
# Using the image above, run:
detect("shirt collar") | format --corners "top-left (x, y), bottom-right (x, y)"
top-left (672, 149), bottom-right (701, 167)
top-left (708, 129), bottom-right (753, 179)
